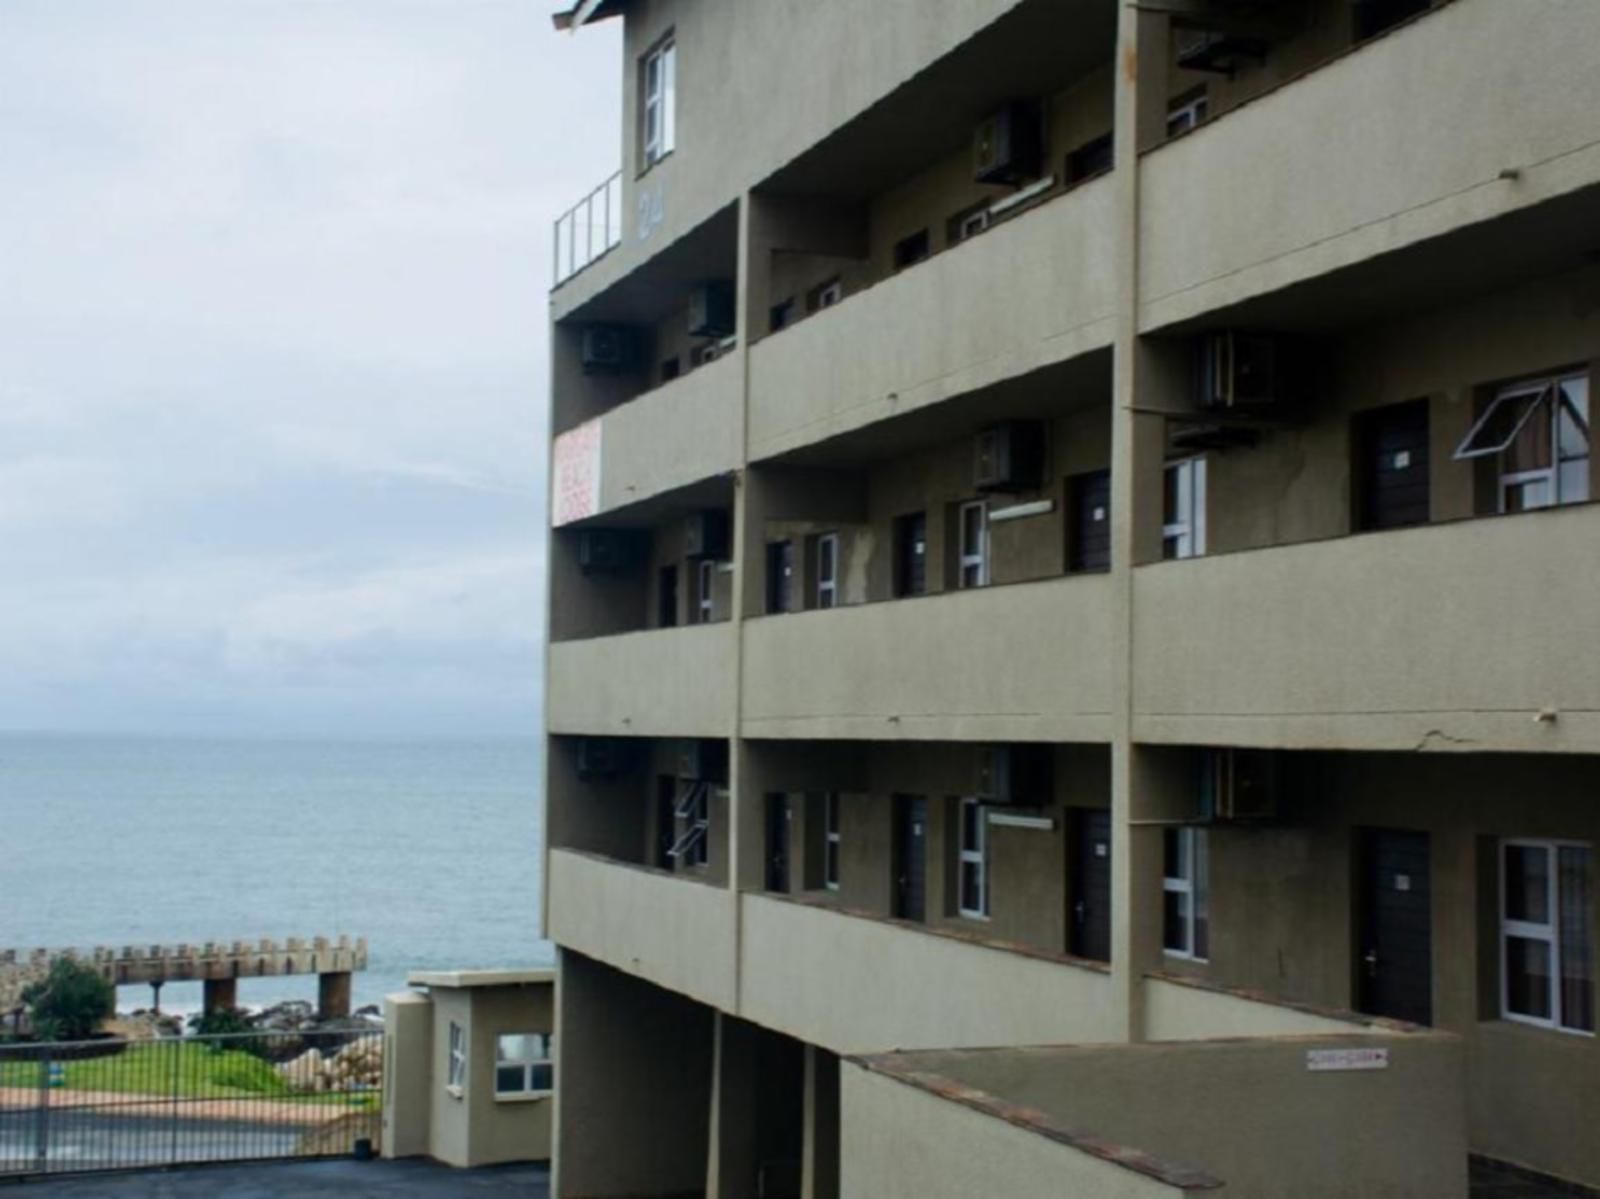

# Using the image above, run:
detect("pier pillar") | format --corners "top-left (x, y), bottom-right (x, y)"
top-left (317, 970), bottom-right (352, 1019)
top-left (202, 977), bottom-right (238, 1016)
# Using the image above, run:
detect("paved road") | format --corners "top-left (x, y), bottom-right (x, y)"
top-left (0, 1158), bottom-right (549, 1197)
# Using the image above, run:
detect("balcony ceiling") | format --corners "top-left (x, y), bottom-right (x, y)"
top-left (564, 202), bottom-right (741, 327)
top-left (762, 0), bottom-right (1117, 202)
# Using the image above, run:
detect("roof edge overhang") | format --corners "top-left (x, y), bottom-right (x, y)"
top-left (552, 0), bottom-right (625, 32)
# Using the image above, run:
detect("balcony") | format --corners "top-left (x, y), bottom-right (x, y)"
top-left (547, 849), bottom-right (737, 1011)
top-left (738, 893), bottom-right (1115, 1055)
top-left (741, 575), bottom-right (1113, 743)
top-left (1132, 503), bottom-right (1600, 753)
top-left (1139, 0), bottom-right (1600, 331)
top-left (550, 353), bottom-right (741, 525)
top-left (747, 176), bottom-right (1118, 462)
top-left (552, 172), bottom-right (622, 289)
top-left (548, 623), bottom-right (736, 738)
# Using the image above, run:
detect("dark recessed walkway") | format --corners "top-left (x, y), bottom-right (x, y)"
top-left (0, 1159), bottom-right (548, 1197)
top-left (1472, 1159), bottom-right (1595, 1198)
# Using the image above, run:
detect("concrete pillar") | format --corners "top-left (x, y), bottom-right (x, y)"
top-left (706, 1012), bottom-right (760, 1199)
top-left (202, 977), bottom-right (238, 1016)
top-left (381, 991), bottom-right (433, 1160)
top-left (552, 950), bottom-right (713, 1198)
top-left (802, 1047), bottom-right (840, 1199)
top-left (318, 971), bottom-right (352, 1020)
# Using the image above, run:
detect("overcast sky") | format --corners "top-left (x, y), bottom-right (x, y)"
top-left (0, 2), bottom-right (620, 737)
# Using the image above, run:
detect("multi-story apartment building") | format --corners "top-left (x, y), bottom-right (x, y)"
top-left (542, 1), bottom-right (1600, 1194)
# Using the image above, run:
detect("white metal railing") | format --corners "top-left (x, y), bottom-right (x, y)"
top-left (553, 170), bottom-right (623, 287)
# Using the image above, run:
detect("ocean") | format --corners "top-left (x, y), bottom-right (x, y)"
top-left (0, 734), bottom-right (550, 1016)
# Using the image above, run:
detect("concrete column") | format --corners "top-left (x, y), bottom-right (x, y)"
top-left (705, 1013), bottom-right (759, 1199)
top-left (381, 991), bottom-right (433, 1160)
top-left (802, 1047), bottom-right (840, 1199)
top-left (202, 977), bottom-right (237, 1016)
top-left (552, 950), bottom-right (713, 1198)
top-left (317, 971), bottom-right (352, 1020)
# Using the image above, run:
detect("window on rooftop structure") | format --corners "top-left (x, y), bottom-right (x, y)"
top-left (1454, 371), bottom-right (1590, 513)
top-left (640, 35), bottom-right (676, 170)
top-left (1065, 133), bottom-right (1114, 184)
top-left (1166, 87), bottom-right (1209, 138)
top-left (893, 229), bottom-right (930, 273)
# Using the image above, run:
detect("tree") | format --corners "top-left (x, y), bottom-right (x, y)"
top-left (22, 959), bottom-right (115, 1042)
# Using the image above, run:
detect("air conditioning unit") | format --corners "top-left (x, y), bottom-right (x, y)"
top-left (688, 281), bottom-right (736, 339)
top-left (576, 737), bottom-right (633, 780)
top-left (1198, 331), bottom-right (1281, 411)
top-left (685, 509), bottom-right (731, 560)
top-left (974, 101), bottom-right (1043, 186)
top-left (577, 528), bottom-right (642, 575)
top-left (1199, 748), bottom-right (1278, 823)
top-left (1175, 27), bottom-right (1271, 76)
top-left (580, 324), bottom-right (636, 374)
top-left (678, 738), bottom-right (729, 784)
top-left (974, 422), bottom-right (1046, 493)
top-left (977, 744), bottom-right (1054, 805)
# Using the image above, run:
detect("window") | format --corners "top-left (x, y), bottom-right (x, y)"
top-left (766, 540), bottom-right (795, 614)
top-left (815, 532), bottom-right (839, 609)
top-left (807, 277), bottom-right (843, 313)
top-left (641, 36), bottom-right (676, 169)
top-left (1167, 88), bottom-right (1209, 137)
top-left (958, 500), bottom-right (988, 588)
top-left (495, 1033), bottom-right (553, 1098)
top-left (1066, 133), bottom-right (1114, 183)
top-left (686, 783), bottom-right (711, 868)
top-left (1501, 840), bottom-right (1593, 1034)
top-left (1454, 372), bottom-right (1589, 513)
top-left (447, 1021), bottom-right (466, 1092)
top-left (947, 204), bottom-right (990, 246)
top-left (1163, 828), bottom-right (1210, 961)
top-left (893, 229), bottom-right (930, 272)
top-left (695, 559), bottom-right (716, 624)
top-left (770, 298), bottom-right (795, 332)
top-left (958, 798), bottom-right (989, 919)
top-left (824, 792), bottom-right (841, 891)
top-left (1162, 458), bottom-right (1207, 560)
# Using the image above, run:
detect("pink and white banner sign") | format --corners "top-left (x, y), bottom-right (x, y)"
top-left (551, 419), bottom-right (603, 526)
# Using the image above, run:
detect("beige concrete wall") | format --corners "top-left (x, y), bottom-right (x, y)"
top-left (904, 1034), bottom-right (1467, 1199)
top-left (463, 985), bottom-right (555, 1167)
top-left (1142, 977), bottom-right (1391, 1042)
top-left (381, 992), bottom-right (432, 1160)
top-left (1138, 0), bottom-right (1600, 330)
top-left (426, 988), bottom-right (474, 1168)
top-left (839, 1062), bottom-right (1192, 1199)
top-left (748, 177), bottom-right (1118, 461)
top-left (738, 892), bottom-right (1117, 1053)
top-left (742, 574), bottom-right (1113, 742)
top-left (548, 622), bottom-right (735, 737)
top-left (1132, 501), bottom-right (1600, 753)
top-left (548, 849), bottom-right (738, 1012)
top-left (595, 353), bottom-right (741, 516)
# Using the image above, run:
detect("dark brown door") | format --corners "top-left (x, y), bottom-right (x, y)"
top-left (1358, 828), bottom-right (1433, 1025)
top-left (658, 566), bottom-right (679, 627)
top-left (766, 540), bottom-right (794, 614)
top-left (892, 796), bottom-right (927, 922)
top-left (1355, 399), bottom-right (1430, 531)
top-left (893, 512), bottom-right (927, 597)
top-left (655, 776), bottom-right (678, 868)
top-left (1069, 808), bottom-right (1112, 961)
top-left (765, 794), bottom-right (791, 893)
top-left (1068, 470), bottom-right (1112, 572)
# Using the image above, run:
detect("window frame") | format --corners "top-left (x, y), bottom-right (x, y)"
top-left (957, 797), bottom-right (990, 920)
top-left (824, 792), bottom-right (841, 891)
top-left (689, 785), bottom-right (711, 868)
top-left (1163, 827), bottom-right (1210, 962)
top-left (815, 532), bottom-right (839, 609)
top-left (494, 1032), bottom-right (554, 1100)
top-left (640, 36), bottom-right (677, 171)
top-left (957, 500), bottom-right (988, 589)
top-left (1500, 837), bottom-right (1594, 1036)
top-left (697, 558), bottom-right (715, 624)
top-left (1166, 88), bottom-right (1210, 138)
top-left (808, 277), bottom-right (843, 313)
top-left (1162, 457), bottom-right (1208, 560)
top-left (446, 1020), bottom-right (466, 1094)
top-left (1455, 372), bottom-right (1590, 513)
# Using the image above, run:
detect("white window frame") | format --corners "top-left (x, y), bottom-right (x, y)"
top-left (824, 792), bottom-right (841, 891)
top-left (958, 797), bottom-right (990, 920)
top-left (697, 558), bottom-right (715, 624)
top-left (1162, 457), bottom-right (1207, 560)
top-left (957, 207), bottom-right (990, 242)
top-left (690, 785), bottom-right (711, 868)
top-left (1166, 90), bottom-right (1209, 137)
top-left (816, 533), bottom-right (839, 609)
top-left (446, 1021), bottom-right (466, 1094)
top-left (1500, 838), bottom-right (1594, 1036)
top-left (494, 1032), bottom-right (553, 1100)
top-left (812, 278), bottom-right (843, 311)
top-left (641, 37), bottom-right (676, 169)
top-left (1163, 827), bottom-right (1209, 962)
top-left (1454, 373), bottom-right (1590, 512)
top-left (958, 500), bottom-right (988, 589)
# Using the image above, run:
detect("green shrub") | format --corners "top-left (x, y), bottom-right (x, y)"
top-left (22, 960), bottom-right (114, 1042)
top-left (206, 1049), bottom-right (287, 1096)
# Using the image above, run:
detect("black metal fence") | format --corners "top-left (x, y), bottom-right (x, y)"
top-left (0, 1029), bottom-right (383, 1178)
